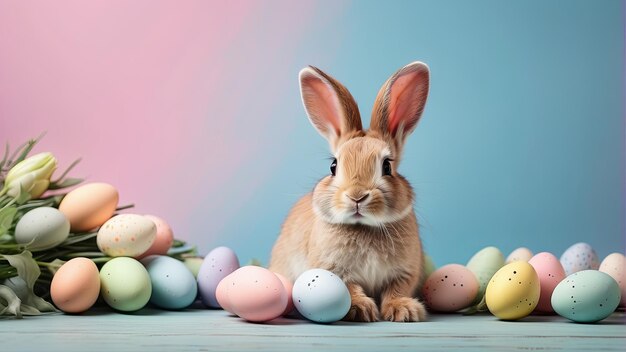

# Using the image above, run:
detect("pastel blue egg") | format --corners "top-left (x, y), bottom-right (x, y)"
top-left (560, 242), bottom-right (600, 276)
top-left (292, 269), bottom-right (351, 323)
top-left (551, 270), bottom-right (621, 323)
top-left (141, 255), bottom-right (198, 310)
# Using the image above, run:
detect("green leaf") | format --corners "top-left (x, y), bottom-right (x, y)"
top-left (8, 132), bottom-right (45, 166)
top-left (51, 158), bottom-right (81, 184)
top-left (0, 143), bottom-right (9, 172)
top-left (48, 177), bottom-right (83, 190)
top-left (0, 284), bottom-right (22, 318)
top-left (0, 205), bottom-right (17, 237)
top-left (15, 184), bottom-right (31, 205)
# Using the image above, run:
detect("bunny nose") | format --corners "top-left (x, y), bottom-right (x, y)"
top-left (347, 193), bottom-right (370, 204)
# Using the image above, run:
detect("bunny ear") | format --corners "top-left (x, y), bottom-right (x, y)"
top-left (370, 62), bottom-right (429, 154)
top-left (299, 66), bottom-right (362, 152)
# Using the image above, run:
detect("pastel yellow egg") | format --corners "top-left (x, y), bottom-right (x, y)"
top-left (59, 183), bottom-right (119, 232)
top-left (485, 261), bottom-right (540, 320)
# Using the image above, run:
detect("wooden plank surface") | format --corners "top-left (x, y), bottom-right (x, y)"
top-left (3, 306), bottom-right (625, 352)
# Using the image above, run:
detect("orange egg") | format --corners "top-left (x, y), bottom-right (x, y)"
top-left (51, 258), bottom-right (101, 313)
top-left (136, 215), bottom-right (174, 259)
top-left (59, 183), bottom-right (119, 232)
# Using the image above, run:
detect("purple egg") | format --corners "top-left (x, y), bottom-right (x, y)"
top-left (197, 246), bottom-right (240, 308)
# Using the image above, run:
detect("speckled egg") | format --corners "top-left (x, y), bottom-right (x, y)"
top-left (466, 246), bottom-right (504, 304)
top-left (227, 266), bottom-right (288, 322)
top-left (528, 252), bottom-right (566, 313)
top-left (141, 255), bottom-right (197, 310)
top-left (197, 246), bottom-right (240, 308)
top-left (100, 257), bottom-right (152, 312)
top-left (215, 272), bottom-right (237, 314)
top-left (58, 182), bottom-right (119, 232)
top-left (485, 261), bottom-right (540, 320)
top-left (50, 258), bottom-right (100, 313)
top-left (506, 247), bottom-right (533, 264)
top-left (136, 215), bottom-right (174, 259)
top-left (422, 264), bottom-right (479, 312)
top-left (15, 207), bottom-right (70, 251)
top-left (292, 268), bottom-right (351, 323)
top-left (598, 253), bottom-right (626, 307)
top-left (551, 270), bottom-right (621, 323)
top-left (560, 243), bottom-right (600, 276)
top-left (96, 214), bottom-right (156, 257)
top-left (275, 272), bottom-right (294, 315)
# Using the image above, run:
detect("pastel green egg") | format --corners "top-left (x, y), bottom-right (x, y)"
top-left (100, 257), bottom-right (151, 312)
top-left (467, 246), bottom-right (505, 304)
top-left (551, 270), bottom-right (621, 323)
top-left (423, 254), bottom-right (436, 279)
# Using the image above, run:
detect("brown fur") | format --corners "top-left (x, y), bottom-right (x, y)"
top-left (269, 62), bottom-right (430, 322)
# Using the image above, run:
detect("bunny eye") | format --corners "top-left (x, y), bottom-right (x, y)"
top-left (330, 158), bottom-right (337, 176)
top-left (382, 158), bottom-right (392, 176)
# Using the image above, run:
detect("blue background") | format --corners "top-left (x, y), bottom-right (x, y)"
top-left (214, 0), bottom-right (624, 266)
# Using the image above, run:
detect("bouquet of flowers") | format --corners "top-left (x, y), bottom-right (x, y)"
top-left (0, 135), bottom-right (196, 317)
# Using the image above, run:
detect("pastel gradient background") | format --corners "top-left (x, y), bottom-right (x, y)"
top-left (1, 0), bottom-right (623, 266)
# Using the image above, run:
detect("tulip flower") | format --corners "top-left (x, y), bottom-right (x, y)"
top-left (1, 152), bottom-right (57, 200)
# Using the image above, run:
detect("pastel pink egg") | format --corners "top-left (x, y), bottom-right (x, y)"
top-left (529, 252), bottom-right (566, 313)
top-left (137, 215), bottom-right (174, 259)
top-left (599, 253), bottom-right (626, 307)
top-left (227, 266), bottom-right (288, 322)
top-left (422, 264), bottom-right (479, 312)
top-left (274, 272), bottom-right (294, 315)
top-left (215, 272), bottom-right (236, 314)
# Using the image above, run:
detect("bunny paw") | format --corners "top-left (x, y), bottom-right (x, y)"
top-left (344, 295), bottom-right (379, 322)
top-left (381, 297), bottom-right (426, 322)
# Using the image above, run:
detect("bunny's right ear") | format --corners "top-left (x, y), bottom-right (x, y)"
top-left (299, 66), bottom-right (362, 153)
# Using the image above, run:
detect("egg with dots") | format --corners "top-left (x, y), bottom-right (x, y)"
top-left (50, 258), bottom-right (100, 313)
top-left (216, 270), bottom-right (293, 316)
top-left (485, 261), bottom-right (540, 320)
top-left (197, 246), bottom-right (239, 308)
top-left (141, 255), bottom-right (197, 310)
top-left (422, 264), bottom-right (479, 312)
top-left (560, 242), bottom-right (600, 276)
top-left (528, 252), bottom-right (566, 313)
top-left (224, 266), bottom-right (288, 322)
top-left (551, 270), bottom-right (621, 323)
top-left (466, 246), bottom-right (504, 305)
top-left (292, 268), bottom-right (351, 323)
top-left (97, 214), bottom-right (156, 257)
top-left (506, 247), bottom-right (533, 264)
top-left (99, 257), bottom-right (152, 312)
top-left (136, 215), bottom-right (174, 259)
top-left (58, 183), bottom-right (119, 232)
top-left (599, 253), bottom-right (626, 307)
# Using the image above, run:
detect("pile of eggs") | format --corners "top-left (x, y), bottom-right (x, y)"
top-left (422, 243), bottom-right (625, 323)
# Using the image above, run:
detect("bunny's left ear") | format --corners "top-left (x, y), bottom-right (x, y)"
top-left (370, 62), bottom-right (430, 155)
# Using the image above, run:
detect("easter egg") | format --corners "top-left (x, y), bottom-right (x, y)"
top-left (97, 214), bottom-right (156, 257)
top-left (50, 258), bottom-right (101, 313)
top-left (215, 272), bottom-right (236, 314)
top-left (551, 270), bottom-right (621, 323)
top-left (485, 261), bottom-right (540, 320)
top-left (599, 253), bottom-right (626, 307)
top-left (227, 266), bottom-right (288, 322)
top-left (15, 207), bottom-right (70, 251)
top-left (528, 252), bottom-right (566, 313)
top-left (274, 272), bottom-right (294, 315)
top-left (197, 246), bottom-right (240, 308)
top-left (100, 257), bottom-right (152, 312)
top-left (137, 215), bottom-right (174, 259)
top-left (141, 255), bottom-right (197, 310)
top-left (506, 247), bottom-right (533, 264)
top-left (183, 257), bottom-right (204, 278)
top-left (292, 268), bottom-right (351, 323)
top-left (58, 182), bottom-right (119, 232)
top-left (422, 264), bottom-right (479, 312)
top-left (466, 246), bottom-right (504, 304)
top-left (560, 242), bottom-right (600, 276)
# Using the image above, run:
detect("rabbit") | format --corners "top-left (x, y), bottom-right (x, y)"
top-left (269, 61), bottom-right (430, 322)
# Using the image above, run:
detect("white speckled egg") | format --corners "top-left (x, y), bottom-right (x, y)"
top-left (422, 264), bottom-right (479, 312)
top-left (560, 242), bottom-right (600, 276)
top-left (551, 270), bottom-right (621, 323)
top-left (506, 247), bottom-right (533, 264)
top-left (141, 255), bottom-right (197, 310)
top-left (292, 269), bottom-right (351, 323)
top-left (599, 253), bottom-right (626, 307)
top-left (97, 214), bottom-right (156, 257)
top-left (100, 257), bottom-right (151, 312)
top-left (197, 246), bottom-right (240, 308)
top-left (466, 246), bottom-right (504, 304)
top-left (15, 207), bottom-right (70, 251)
top-left (485, 261), bottom-right (540, 320)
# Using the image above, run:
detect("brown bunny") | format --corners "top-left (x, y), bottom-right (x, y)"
top-left (269, 62), bottom-right (430, 322)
